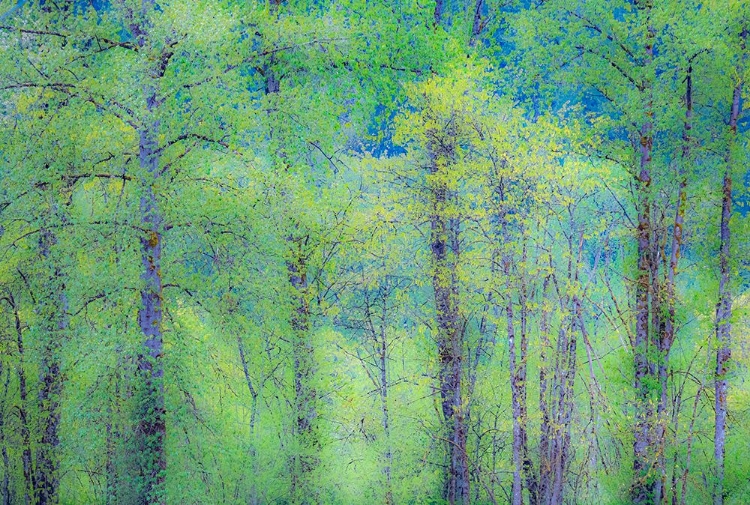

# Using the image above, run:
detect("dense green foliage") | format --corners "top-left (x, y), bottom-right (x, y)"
top-left (0, 0), bottom-right (748, 504)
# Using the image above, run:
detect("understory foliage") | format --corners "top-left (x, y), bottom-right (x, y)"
top-left (0, 1), bottom-right (748, 504)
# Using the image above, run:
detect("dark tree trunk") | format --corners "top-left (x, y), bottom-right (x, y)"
top-left (262, 34), bottom-right (320, 498)
top-left (8, 296), bottom-right (35, 505)
top-left (35, 295), bottom-right (66, 505)
top-left (287, 248), bottom-right (319, 505)
top-left (434, 0), bottom-right (444, 27)
top-left (429, 140), bottom-right (469, 505)
top-left (0, 365), bottom-right (9, 505)
top-left (469, 0), bottom-right (484, 46)
top-left (656, 59), bottom-right (695, 505)
top-left (713, 30), bottom-right (744, 504)
top-left (35, 208), bottom-right (69, 505)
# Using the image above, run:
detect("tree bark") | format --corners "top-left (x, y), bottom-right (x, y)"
top-left (538, 275), bottom-right (552, 505)
top-left (469, 0), bottom-right (484, 47)
top-left (36, 202), bottom-right (69, 505)
top-left (8, 295), bottom-right (35, 505)
top-left (518, 245), bottom-right (537, 505)
top-left (503, 223), bottom-right (523, 505)
top-left (0, 367), bottom-right (10, 505)
top-left (434, 0), bottom-right (444, 28)
top-left (632, 6), bottom-right (656, 501)
top-left (287, 248), bottom-right (319, 505)
top-left (429, 139), bottom-right (469, 505)
top-left (713, 29), bottom-right (744, 504)
top-left (133, 7), bottom-right (167, 501)
top-left (378, 292), bottom-right (394, 505)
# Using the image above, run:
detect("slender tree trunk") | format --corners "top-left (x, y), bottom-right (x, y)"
top-left (713, 31), bottom-right (743, 503)
top-left (549, 322), bottom-right (568, 505)
top-left (288, 249), bottom-right (318, 505)
top-left (657, 59), bottom-right (695, 505)
top-left (134, 11), bottom-right (167, 499)
top-left (105, 374), bottom-right (121, 505)
top-left (429, 143), bottom-right (469, 505)
top-left (0, 365), bottom-right (11, 505)
top-left (679, 384), bottom-right (703, 505)
top-left (506, 269), bottom-right (523, 505)
top-left (633, 6), bottom-right (656, 500)
top-left (504, 228), bottom-right (528, 505)
top-left (378, 294), bottom-right (394, 505)
top-left (538, 275), bottom-right (552, 505)
top-left (469, 0), bottom-right (484, 46)
top-left (8, 296), bottom-right (35, 505)
top-left (519, 245), bottom-right (538, 505)
top-left (237, 336), bottom-right (260, 505)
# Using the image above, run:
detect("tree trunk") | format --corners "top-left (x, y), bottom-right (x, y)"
top-left (378, 294), bottom-right (394, 505)
top-left (433, 0), bottom-right (444, 28)
top-left (35, 292), bottom-right (66, 505)
top-left (8, 295), bottom-right (35, 505)
top-left (633, 8), bottom-right (656, 501)
top-left (429, 145), bottom-right (469, 505)
top-left (469, 0), bottom-right (484, 46)
top-left (506, 273), bottom-right (523, 505)
top-left (134, 11), bottom-right (167, 498)
top-left (519, 245), bottom-right (537, 505)
top-left (36, 210), bottom-right (69, 505)
top-left (238, 335), bottom-right (261, 505)
top-left (0, 362), bottom-right (12, 505)
top-left (503, 224), bottom-right (523, 505)
top-left (538, 275), bottom-right (552, 505)
top-left (713, 31), bottom-right (743, 503)
top-left (288, 249), bottom-right (318, 505)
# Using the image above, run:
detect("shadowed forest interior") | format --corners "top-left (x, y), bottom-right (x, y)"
top-left (0, 0), bottom-right (749, 504)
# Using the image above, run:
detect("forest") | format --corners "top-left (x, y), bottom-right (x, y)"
top-left (0, 0), bottom-right (748, 504)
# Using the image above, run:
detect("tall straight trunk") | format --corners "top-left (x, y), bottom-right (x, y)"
top-left (0, 367), bottom-right (10, 505)
top-left (105, 360), bottom-right (122, 505)
top-left (538, 275), bottom-right (552, 505)
top-left (429, 144), bottom-right (469, 505)
top-left (35, 291), bottom-right (66, 505)
top-left (287, 249), bottom-right (318, 505)
top-left (135, 117), bottom-right (166, 505)
top-left (657, 60), bottom-right (695, 505)
top-left (133, 8), bottom-right (166, 501)
top-left (378, 294), bottom-right (394, 505)
top-left (36, 207), bottom-right (69, 505)
top-left (633, 5), bottom-right (655, 501)
top-left (8, 295), bottom-right (35, 505)
top-left (237, 335), bottom-right (260, 505)
top-left (518, 244), bottom-right (537, 505)
top-left (549, 324), bottom-right (568, 505)
top-left (503, 220), bottom-right (523, 505)
top-left (262, 33), bottom-right (319, 498)
top-left (546, 232), bottom-right (580, 505)
top-left (713, 30), bottom-right (744, 504)
top-left (506, 270), bottom-right (523, 505)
